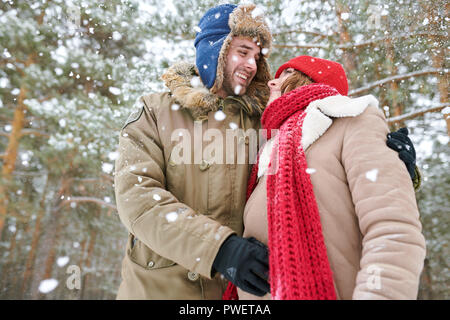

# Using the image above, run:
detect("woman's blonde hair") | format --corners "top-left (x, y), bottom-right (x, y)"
top-left (280, 70), bottom-right (314, 95)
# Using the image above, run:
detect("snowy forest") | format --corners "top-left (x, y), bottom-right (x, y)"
top-left (0, 0), bottom-right (448, 300)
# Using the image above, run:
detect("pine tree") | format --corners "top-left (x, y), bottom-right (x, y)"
top-left (0, 0), bottom-right (448, 299)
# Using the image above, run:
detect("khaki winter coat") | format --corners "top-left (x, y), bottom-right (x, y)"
top-left (114, 62), bottom-right (264, 299)
top-left (240, 95), bottom-right (426, 300)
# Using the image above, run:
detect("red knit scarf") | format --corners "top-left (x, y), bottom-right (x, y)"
top-left (223, 83), bottom-right (339, 300)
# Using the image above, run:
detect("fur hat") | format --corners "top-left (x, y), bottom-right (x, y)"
top-left (194, 3), bottom-right (272, 107)
top-left (275, 55), bottom-right (348, 96)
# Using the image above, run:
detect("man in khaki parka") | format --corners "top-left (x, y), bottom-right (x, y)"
top-left (114, 3), bottom-right (273, 299)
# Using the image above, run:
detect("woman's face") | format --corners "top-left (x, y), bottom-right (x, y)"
top-left (267, 67), bottom-right (295, 105)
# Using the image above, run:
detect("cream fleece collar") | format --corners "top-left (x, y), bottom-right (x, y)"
top-left (302, 94), bottom-right (379, 151)
top-left (258, 94), bottom-right (379, 178)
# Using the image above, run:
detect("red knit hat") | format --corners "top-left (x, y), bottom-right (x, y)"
top-left (275, 55), bottom-right (348, 96)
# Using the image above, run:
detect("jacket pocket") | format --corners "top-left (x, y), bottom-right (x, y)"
top-left (128, 234), bottom-right (176, 269)
top-left (165, 150), bottom-right (188, 199)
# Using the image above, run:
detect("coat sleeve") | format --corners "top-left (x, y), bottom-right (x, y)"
top-left (341, 105), bottom-right (426, 300)
top-left (114, 94), bottom-right (235, 279)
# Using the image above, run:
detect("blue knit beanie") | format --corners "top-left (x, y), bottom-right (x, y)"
top-left (194, 4), bottom-right (237, 89)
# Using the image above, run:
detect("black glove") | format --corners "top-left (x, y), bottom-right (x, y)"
top-left (386, 127), bottom-right (416, 180)
top-left (212, 235), bottom-right (270, 296)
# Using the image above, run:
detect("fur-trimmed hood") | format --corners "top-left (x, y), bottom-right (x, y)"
top-left (160, 4), bottom-right (272, 120)
top-left (161, 61), bottom-right (266, 120)
top-left (211, 4), bottom-right (272, 108)
top-left (210, 4), bottom-right (272, 99)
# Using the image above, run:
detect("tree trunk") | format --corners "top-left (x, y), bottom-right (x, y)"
top-left (384, 32), bottom-right (404, 130)
top-left (28, 176), bottom-right (68, 299)
top-left (0, 88), bottom-right (27, 239)
top-left (335, 1), bottom-right (358, 86)
top-left (0, 52), bottom-right (36, 238)
top-left (0, 225), bottom-right (18, 297)
top-left (423, 1), bottom-right (449, 135)
top-left (418, 258), bottom-right (434, 299)
top-left (0, 5), bottom-right (46, 239)
top-left (21, 175), bottom-right (49, 297)
top-left (80, 221), bottom-right (98, 299)
top-left (80, 230), bottom-right (97, 300)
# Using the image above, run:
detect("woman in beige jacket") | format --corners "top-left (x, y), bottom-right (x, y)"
top-left (229, 55), bottom-right (426, 300)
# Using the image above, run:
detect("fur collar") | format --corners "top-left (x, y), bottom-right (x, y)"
top-left (161, 61), bottom-right (265, 119)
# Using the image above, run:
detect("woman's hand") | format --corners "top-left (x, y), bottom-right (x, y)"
top-left (386, 127), bottom-right (416, 180)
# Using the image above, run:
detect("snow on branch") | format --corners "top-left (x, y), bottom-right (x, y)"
top-left (273, 43), bottom-right (328, 49)
top-left (387, 103), bottom-right (450, 124)
top-left (57, 196), bottom-right (117, 212)
top-left (349, 68), bottom-right (448, 96)
top-left (339, 32), bottom-right (447, 50)
top-left (272, 29), bottom-right (333, 38)
top-left (100, 173), bottom-right (114, 183)
top-left (13, 171), bottom-right (48, 177)
top-left (20, 129), bottom-right (50, 138)
top-left (274, 32), bottom-right (446, 51)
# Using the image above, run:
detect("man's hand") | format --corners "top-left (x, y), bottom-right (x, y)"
top-left (387, 127), bottom-right (416, 180)
top-left (213, 235), bottom-right (270, 296)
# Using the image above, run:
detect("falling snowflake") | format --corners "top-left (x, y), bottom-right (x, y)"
top-left (153, 194), bottom-right (161, 201)
top-left (165, 211), bottom-right (178, 222)
top-left (214, 110), bottom-right (226, 121)
top-left (109, 87), bottom-right (121, 95)
top-left (366, 169), bottom-right (378, 182)
top-left (341, 12), bottom-right (350, 20)
top-left (108, 151), bottom-right (119, 160)
top-left (102, 163), bottom-right (113, 174)
top-left (190, 76), bottom-right (201, 88)
top-left (112, 31), bottom-right (122, 40)
top-left (39, 279), bottom-right (59, 294)
top-left (57, 256), bottom-right (69, 267)
top-left (251, 6), bottom-right (264, 19)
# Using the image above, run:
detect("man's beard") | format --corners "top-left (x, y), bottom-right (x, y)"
top-left (222, 69), bottom-right (246, 97)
